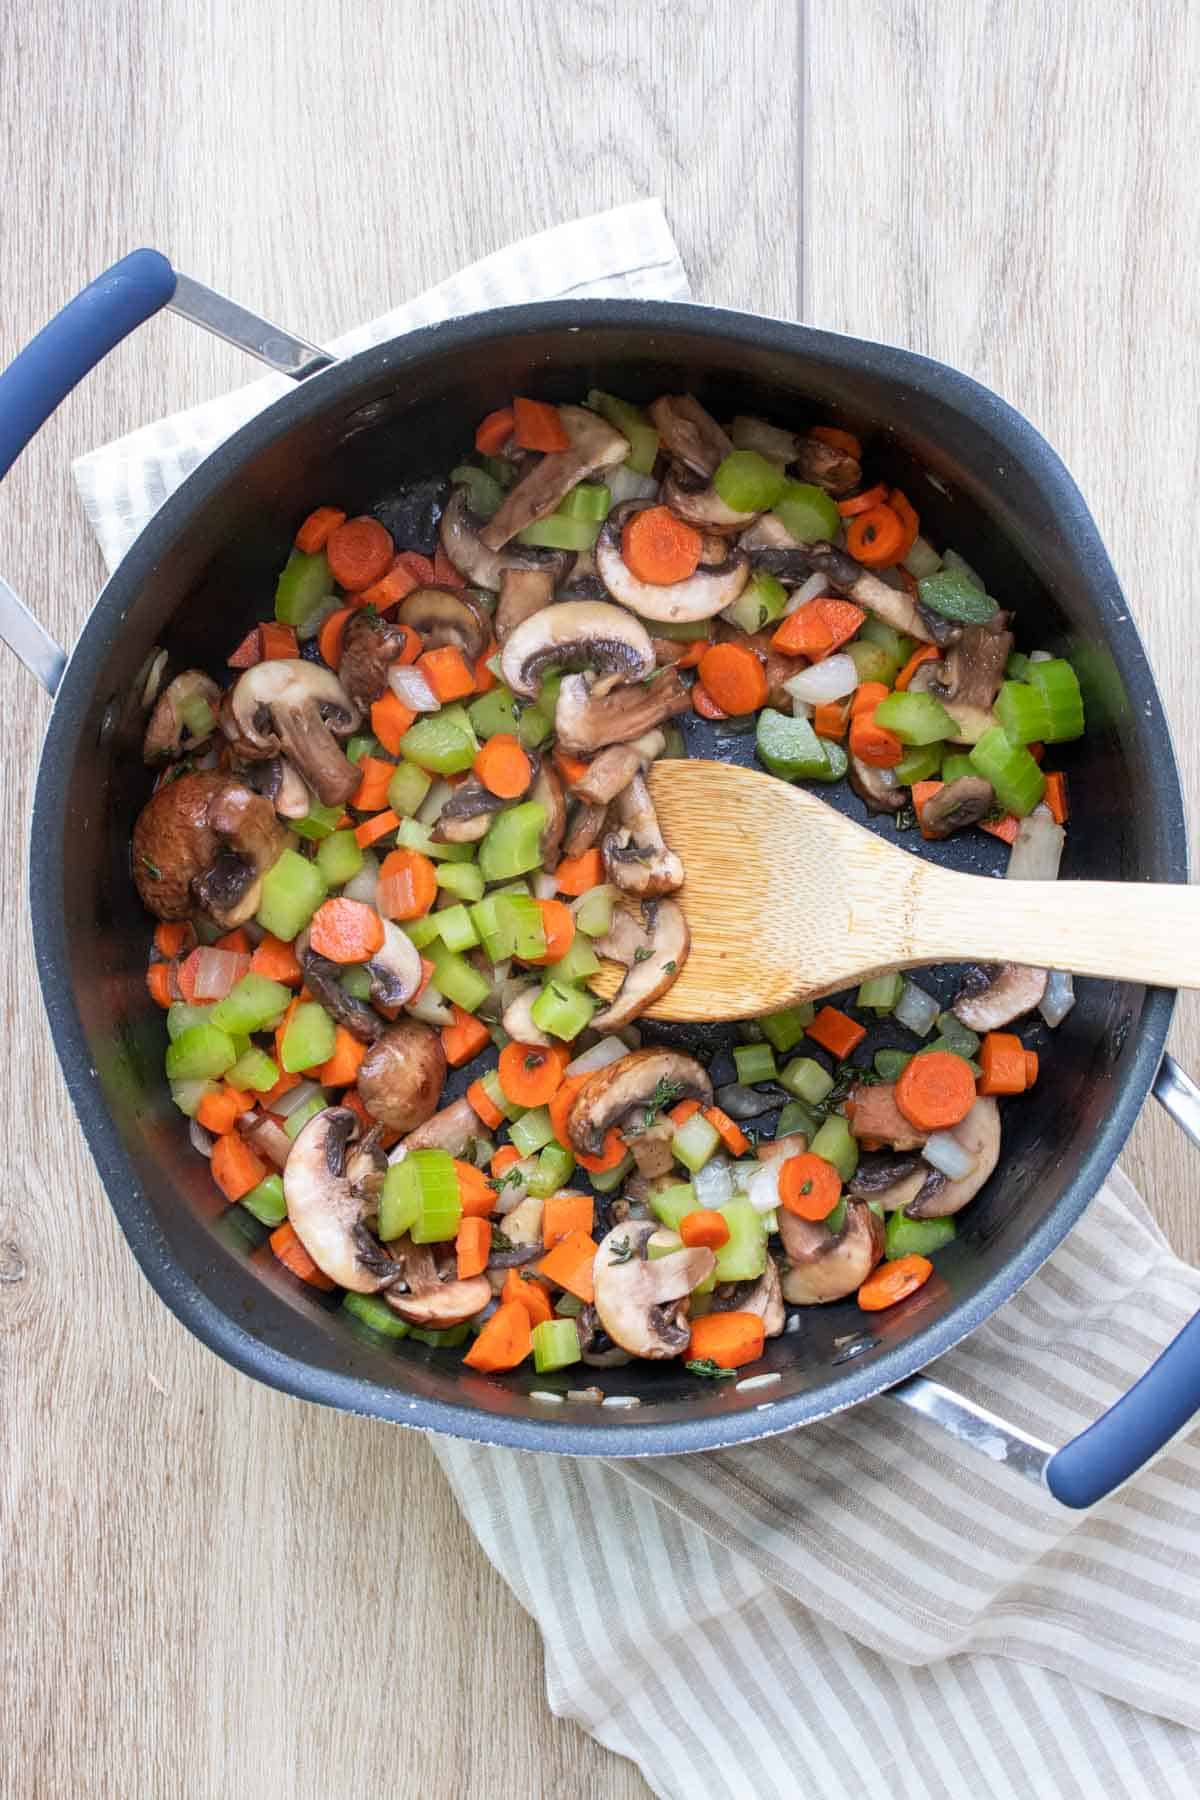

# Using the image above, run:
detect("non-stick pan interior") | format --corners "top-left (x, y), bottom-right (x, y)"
top-left (32, 303), bottom-right (1184, 1453)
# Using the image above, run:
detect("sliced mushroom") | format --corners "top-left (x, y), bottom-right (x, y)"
top-left (847, 1083), bottom-right (928, 1152)
top-left (283, 1107), bottom-right (397, 1292)
top-left (660, 464), bottom-right (758, 533)
top-left (779, 1200), bottom-right (884, 1304)
top-left (567, 1048), bottom-right (712, 1157)
top-left (906, 1098), bottom-right (1001, 1219)
top-left (847, 1153), bottom-right (928, 1212)
top-left (143, 670), bottom-right (221, 763)
top-left (555, 667), bottom-right (691, 755)
top-left (647, 395), bottom-right (733, 477)
top-left (530, 757), bottom-right (566, 867)
top-left (365, 919), bottom-right (425, 1012)
top-left (627, 1118), bottom-right (677, 1180)
top-left (266, 756), bottom-right (313, 820)
top-left (953, 962), bottom-right (1048, 1030)
top-left (790, 435), bottom-right (862, 497)
top-left (338, 609), bottom-right (418, 708)
top-left (593, 1220), bottom-right (716, 1359)
top-left (499, 1195), bottom-right (544, 1246)
top-left (238, 1108), bottom-right (292, 1172)
top-left (395, 587), bottom-right (490, 663)
top-left (502, 985), bottom-right (551, 1048)
top-left (132, 771), bottom-right (286, 925)
top-left (562, 797), bottom-right (611, 858)
top-left (432, 779), bottom-right (507, 844)
top-left (591, 897), bottom-right (689, 1031)
top-left (595, 510), bottom-right (750, 623)
top-left (402, 1094), bottom-right (482, 1155)
top-left (499, 599), bottom-right (655, 700)
top-left (357, 1020), bottom-right (447, 1132)
top-left (848, 752), bottom-right (905, 814)
top-left (225, 660), bottom-right (361, 806)
top-left (907, 613), bottom-right (1013, 742)
top-left (711, 1257), bottom-right (784, 1336)
top-left (573, 731), bottom-right (665, 806)
top-left (438, 486), bottom-right (567, 592)
top-left (602, 772), bottom-right (683, 898)
top-left (479, 405), bottom-right (630, 549)
top-left (919, 776), bottom-right (996, 838)
top-left (755, 1130), bottom-right (812, 1166)
top-left (385, 1237), bottom-right (492, 1328)
top-left (575, 1304), bottom-right (632, 1368)
top-left (496, 567), bottom-right (557, 643)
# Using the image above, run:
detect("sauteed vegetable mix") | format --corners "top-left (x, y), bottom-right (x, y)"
top-left (132, 392), bottom-right (1084, 1386)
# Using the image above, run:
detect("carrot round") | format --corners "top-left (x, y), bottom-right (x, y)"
top-left (464, 1300), bottom-right (533, 1372)
top-left (294, 506), bottom-right (346, 554)
top-left (153, 920), bottom-right (194, 959)
top-left (572, 1128), bottom-right (627, 1176)
top-left (809, 424), bottom-right (861, 459)
top-left (456, 1215), bottom-right (492, 1280)
top-left (836, 481), bottom-right (889, 518)
top-left (475, 406), bottom-right (515, 456)
top-left (269, 1220), bottom-right (337, 1289)
top-left (696, 643), bottom-right (769, 716)
top-left (691, 682), bottom-right (728, 721)
top-left (522, 899), bottom-right (575, 966)
top-left (679, 1208), bottom-right (731, 1250)
top-left (858, 1253), bottom-right (932, 1312)
top-left (318, 605), bottom-right (354, 670)
top-left (894, 643), bottom-right (941, 691)
top-left (895, 1051), bottom-right (977, 1131)
top-left (888, 488), bottom-right (920, 557)
top-left (846, 504), bottom-right (906, 568)
top-left (325, 516), bottom-right (395, 592)
top-left (512, 397), bottom-right (570, 453)
top-left (622, 506), bottom-right (704, 587)
top-left (376, 848), bottom-right (438, 920)
top-left (779, 1152), bottom-right (843, 1221)
top-left (554, 848), bottom-right (604, 895)
top-left (499, 1041), bottom-right (564, 1109)
top-left (309, 897), bottom-right (385, 964)
top-left (474, 732), bottom-right (533, 799)
top-left (686, 1311), bottom-right (766, 1370)
top-left (704, 1105), bottom-right (749, 1157)
top-left (466, 1078), bottom-right (505, 1131)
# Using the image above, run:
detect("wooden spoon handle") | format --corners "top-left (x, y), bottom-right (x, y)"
top-left (908, 871), bottom-right (1200, 987)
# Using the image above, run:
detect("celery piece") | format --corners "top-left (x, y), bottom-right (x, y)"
top-left (531, 979), bottom-right (596, 1041)
top-left (809, 739), bottom-right (849, 783)
top-left (408, 1322), bottom-right (471, 1347)
top-left (809, 1115), bottom-right (858, 1182)
top-left (969, 727), bottom-right (1045, 817)
top-left (379, 1158), bottom-right (420, 1241)
top-left (856, 971), bottom-right (904, 1014)
top-left (210, 973), bottom-right (292, 1036)
top-left (556, 482), bottom-right (611, 522)
top-left (547, 936), bottom-right (601, 984)
top-left (885, 1212), bottom-right (956, 1261)
top-left (772, 482), bottom-right (840, 543)
top-left (500, 893), bottom-right (548, 961)
top-left (165, 1024), bottom-right (237, 1083)
top-left (723, 570), bottom-right (788, 636)
top-left (528, 1142), bottom-right (576, 1199)
top-left (759, 1004), bottom-right (816, 1054)
top-left (316, 829), bottom-right (364, 887)
top-left (170, 1078), bottom-right (217, 1118)
top-left (537, 671), bottom-right (563, 713)
top-left (531, 1318), bottom-right (583, 1374)
top-left (510, 1106), bottom-right (556, 1158)
top-left (1005, 651), bottom-right (1032, 682)
top-left (468, 685), bottom-right (520, 740)
top-left (342, 1291), bottom-right (410, 1338)
top-left (874, 691), bottom-right (957, 745)
top-left (480, 455), bottom-right (515, 489)
top-left (470, 895), bottom-right (516, 963)
top-left (386, 760), bottom-right (434, 817)
top-left (227, 1047), bottom-right (281, 1093)
top-left (554, 1292), bottom-right (585, 1318)
top-left (1026, 658), bottom-right (1085, 742)
top-left (781, 1056), bottom-right (835, 1105)
top-left (823, 1197), bottom-right (848, 1236)
top-left (573, 884), bottom-right (615, 939)
top-left (167, 1002), bottom-right (210, 1041)
top-left (994, 680), bottom-right (1050, 744)
top-left (734, 1042), bottom-right (778, 1085)
top-left (935, 1012), bottom-right (981, 1059)
top-left (672, 1112), bottom-right (721, 1174)
top-left (394, 816), bottom-right (474, 863)
top-left (713, 1201), bottom-right (767, 1281)
top-left (894, 742), bottom-right (943, 785)
top-left (777, 1097), bottom-right (821, 1139)
top-left (341, 966), bottom-right (373, 1000)
top-left (917, 568), bottom-right (997, 625)
top-left (646, 1228), bottom-right (684, 1259)
top-left (517, 706), bottom-right (554, 750)
top-left (713, 451), bottom-right (787, 514)
top-left (859, 617), bottom-right (914, 664)
top-left (479, 802), bottom-right (548, 883)
top-left (585, 390), bottom-right (658, 474)
top-left (940, 752), bottom-right (976, 784)
top-left (407, 1149), bottom-right (462, 1243)
top-left (241, 1173), bottom-right (287, 1227)
top-left (399, 714), bottom-right (477, 776)
top-left (275, 548), bottom-right (333, 627)
top-left (427, 942), bottom-right (492, 1013)
top-left (480, 1066), bottom-right (525, 1123)
top-left (257, 848), bottom-right (327, 941)
top-left (919, 1038), bottom-right (982, 1075)
top-left (346, 733), bottom-right (381, 766)
top-left (650, 616), bottom-right (712, 642)
top-left (280, 1002), bottom-right (337, 1074)
top-left (846, 640), bottom-right (899, 685)
top-left (435, 904), bottom-right (480, 954)
top-left (283, 1091), bottom-right (329, 1140)
top-left (450, 464), bottom-right (505, 519)
top-left (515, 515), bottom-right (601, 553)
top-left (755, 707), bottom-right (829, 780)
top-left (587, 1152), bottom-right (633, 1194)
top-left (649, 1183), bottom-right (697, 1231)
top-left (291, 799), bottom-right (345, 842)
top-left (873, 1047), bottom-right (913, 1082)
top-left (436, 861), bottom-right (484, 904)
top-left (178, 693), bottom-right (215, 740)
top-left (402, 914), bottom-right (443, 951)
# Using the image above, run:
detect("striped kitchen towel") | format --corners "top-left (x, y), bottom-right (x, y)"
top-left (73, 203), bottom-right (1200, 1800)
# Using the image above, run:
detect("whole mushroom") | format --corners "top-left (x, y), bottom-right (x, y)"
top-left (225, 659), bottom-right (361, 806)
top-left (132, 770), bottom-right (286, 925)
top-left (357, 1020), bottom-right (448, 1132)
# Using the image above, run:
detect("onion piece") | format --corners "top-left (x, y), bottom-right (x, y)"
top-left (736, 1371), bottom-right (781, 1392)
top-left (406, 985), bottom-right (454, 1027)
top-left (922, 1131), bottom-right (978, 1180)
top-left (1039, 968), bottom-right (1076, 1028)
top-left (746, 1160), bottom-right (781, 1216)
top-left (190, 947), bottom-right (251, 1001)
top-left (342, 851), bottom-right (380, 906)
top-left (1006, 805), bottom-right (1064, 883)
top-left (269, 1078), bottom-right (324, 1119)
top-left (388, 665), bottom-right (440, 712)
top-left (894, 978), bottom-right (939, 1038)
top-left (566, 1035), bottom-right (631, 1077)
top-left (902, 536), bottom-right (942, 580)
top-left (693, 1157), bottom-right (733, 1209)
top-left (782, 571), bottom-right (828, 615)
top-left (188, 1117), bottom-right (215, 1158)
top-left (417, 778), bottom-right (454, 828)
top-left (784, 653), bottom-right (859, 707)
top-left (607, 464), bottom-right (659, 505)
top-left (532, 871), bottom-right (559, 901)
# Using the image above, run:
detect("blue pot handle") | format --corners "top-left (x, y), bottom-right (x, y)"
top-left (0, 250), bottom-right (177, 483)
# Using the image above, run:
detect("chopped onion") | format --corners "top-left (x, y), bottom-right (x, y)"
top-left (607, 464), bottom-right (659, 504)
top-left (343, 851), bottom-right (380, 906)
top-left (190, 946), bottom-right (250, 1000)
top-left (139, 646), bottom-right (168, 709)
top-left (188, 1117), bottom-right (215, 1158)
top-left (494, 1168), bottom-right (534, 1213)
top-left (1006, 806), bottom-right (1064, 882)
top-left (1040, 968), bottom-right (1076, 1028)
top-left (784, 1312), bottom-right (803, 1334)
top-left (533, 871), bottom-right (559, 901)
top-left (466, 1134), bottom-right (495, 1168)
top-left (417, 778), bottom-right (453, 828)
top-left (601, 1394), bottom-right (641, 1408)
top-left (894, 978), bottom-right (939, 1037)
top-left (942, 547), bottom-right (986, 592)
top-left (530, 1390), bottom-right (565, 1405)
top-left (386, 1143), bottom-right (407, 1167)
top-left (296, 594), bottom-right (341, 641)
top-left (746, 1160), bottom-right (781, 1215)
top-left (406, 985), bottom-right (454, 1026)
top-left (922, 1131), bottom-right (978, 1180)
top-left (736, 1371), bottom-right (781, 1392)
top-left (270, 1078), bottom-right (324, 1119)
top-left (782, 571), bottom-right (828, 615)
top-left (693, 1157), bottom-right (734, 1209)
top-left (566, 1035), bottom-right (630, 1077)
top-left (388, 664), bottom-right (440, 712)
top-left (902, 535), bottom-right (942, 580)
top-left (784, 653), bottom-right (859, 707)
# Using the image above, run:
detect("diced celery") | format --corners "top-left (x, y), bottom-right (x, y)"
top-left (178, 693), bottom-right (215, 739)
top-left (379, 1158), bottom-right (420, 1241)
top-left (436, 861), bottom-right (484, 904)
top-left (713, 451), bottom-right (787, 514)
top-left (256, 849), bottom-right (327, 941)
top-left (517, 706), bottom-right (554, 749)
top-left (387, 761), bottom-right (434, 817)
top-left (394, 816), bottom-right (474, 863)
top-left (227, 1047), bottom-right (281, 1093)
top-left (408, 1322), bottom-right (472, 1347)
top-left (969, 727), bottom-right (1045, 817)
top-left (874, 691), bottom-right (957, 745)
top-left (515, 515), bottom-right (600, 553)
top-left (275, 547), bottom-right (333, 627)
top-left (874, 1047), bottom-right (913, 1081)
top-left (781, 1056), bottom-right (834, 1105)
top-left (164, 1024), bottom-right (237, 1082)
top-left (859, 617), bottom-right (914, 664)
top-left (427, 942), bottom-right (492, 1013)
top-left (1026, 658), bottom-right (1085, 742)
top-left (672, 1112), bottom-right (721, 1174)
top-left (885, 1212), bottom-right (956, 1260)
top-left (547, 936), bottom-right (601, 984)
top-left (283, 1090), bottom-right (329, 1140)
top-left (531, 1317), bottom-right (583, 1374)
top-left (759, 1004), bottom-right (816, 1054)
top-left (340, 967), bottom-right (372, 1003)
top-left (824, 1197), bottom-right (847, 1236)
top-left (713, 1201), bottom-right (767, 1281)
top-left (556, 482), bottom-right (611, 522)
top-left (530, 980), bottom-right (596, 1041)
top-left (280, 1002), bottom-right (337, 1074)
top-left (408, 1149), bottom-right (462, 1243)
top-left (553, 1291), bottom-right (584, 1317)
top-left (479, 1066), bottom-right (525, 1123)
top-left (894, 742), bottom-right (943, 785)
top-left (403, 914), bottom-right (443, 951)
top-left (809, 1115), bottom-right (858, 1182)
top-left (510, 1106), bottom-right (556, 1158)
top-left (210, 973), bottom-right (292, 1036)
top-left (470, 895), bottom-right (516, 963)
top-left (809, 739), bottom-right (849, 783)
top-left (450, 464), bottom-right (505, 519)
top-left (342, 1291), bottom-right (410, 1338)
top-left (649, 1183), bottom-right (697, 1230)
top-left (649, 617), bottom-right (712, 641)
top-left (468, 686), bottom-right (520, 740)
top-left (1005, 651), bottom-right (1031, 682)
top-left (917, 568), bottom-right (997, 625)
top-left (435, 903), bottom-right (480, 954)
top-left (241, 1173), bottom-right (287, 1227)
top-left (772, 481), bottom-right (840, 543)
top-left (317, 829), bottom-right (364, 887)
top-left (478, 802), bottom-right (548, 882)
top-left (528, 1142), bottom-right (576, 1198)
top-left (399, 714), bottom-right (477, 776)
top-left (993, 680), bottom-right (1048, 744)
top-left (170, 1078), bottom-right (217, 1118)
top-left (586, 390), bottom-right (658, 474)
top-left (935, 1012), bottom-right (981, 1059)
top-left (847, 640), bottom-right (899, 685)
top-left (346, 733), bottom-right (381, 766)
top-left (501, 893), bottom-right (548, 961)
top-left (573, 884), bottom-right (616, 939)
top-left (755, 707), bottom-right (829, 780)
top-left (588, 1152), bottom-right (633, 1194)
top-left (291, 800), bottom-right (344, 842)
top-left (734, 1043), bottom-right (778, 1085)
top-left (776, 1098), bottom-right (820, 1139)
top-left (856, 971), bottom-right (904, 1014)
top-left (940, 752), bottom-right (976, 783)
top-left (167, 1002), bottom-right (210, 1041)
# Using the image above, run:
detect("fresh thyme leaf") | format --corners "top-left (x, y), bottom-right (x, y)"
top-left (160, 758), bottom-right (194, 787)
top-left (633, 946), bottom-right (653, 964)
top-left (489, 1228), bottom-right (515, 1253)
top-left (641, 1076), bottom-right (684, 1129)
top-left (663, 959), bottom-right (677, 973)
top-left (894, 803), bottom-right (918, 833)
top-left (800, 1179), bottom-right (813, 1196)
top-left (493, 1165), bottom-right (526, 1191)
top-left (685, 1358), bottom-right (736, 1380)
top-left (608, 1234), bottom-right (634, 1265)
top-left (523, 1051), bottom-right (544, 1071)
top-left (141, 856), bottom-right (162, 880)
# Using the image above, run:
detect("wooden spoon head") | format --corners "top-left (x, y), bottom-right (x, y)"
top-left (589, 759), bottom-right (922, 1022)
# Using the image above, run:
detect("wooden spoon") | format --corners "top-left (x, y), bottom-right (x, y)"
top-left (588, 759), bottom-right (1199, 1023)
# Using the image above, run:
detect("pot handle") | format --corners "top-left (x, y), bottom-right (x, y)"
top-left (889, 1051), bottom-right (1200, 1508)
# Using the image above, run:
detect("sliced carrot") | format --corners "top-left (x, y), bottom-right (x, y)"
top-left (326, 516), bottom-right (395, 592)
top-left (432, 546), bottom-right (466, 590)
top-left (154, 920), bottom-right (194, 958)
top-left (537, 1228), bottom-right (597, 1303)
top-left (554, 848), bottom-right (604, 895)
top-left (464, 1300), bottom-right (533, 1372)
top-left (417, 644), bottom-right (476, 702)
top-left (474, 732), bottom-right (532, 799)
top-left (858, 1253), bottom-right (931, 1312)
top-left (979, 813), bottom-right (1020, 845)
top-left (542, 1192), bottom-right (595, 1251)
top-left (211, 1131), bottom-right (268, 1203)
top-left (391, 551), bottom-right (437, 591)
top-left (370, 691), bottom-right (416, 757)
top-left (977, 1031), bottom-right (1032, 1097)
top-left (572, 1129), bottom-right (627, 1176)
top-left (679, 1208), bottom-right (730, 1250)
top-left (809, 424), bottom-right (862, 459)
top-left (512, 397), bottom-right (570, 453)
top-left (441, 1004), bottom-right (491, 1068)
top-left (261, 1068), bottom-right (301, 1110)
top-left (779, 1151), bottom-right (843, 1221)
top-left (196, 1085), bottom-right (253, 1136)
top-left (704, 1105), bottom-right (749, 1157)
top-left (473, 643), bottom-right (498, 693)
top-left (501, 1267), bottom-right (555, 1326)
top-left (1043, 771), bottom-right (1069, 825)
top-left (888, 488), bottom-right (920, 558)
top-left (894, 643), bottom-right (941, 691)
top-left (356, 558), bottom-right (420, 611)
top-left (1025, 1050), bottom-right (1040, 1087)
top-left (350, 756), bottom-right (396, 813)
top-left (354, 810), bottom-right (401, 850)
top-left (309, 897), bottom-right (385, 964)
top-left (692, 682), bottom-right (728, 721)
top-left (466, 1078), bottom-right (505, 1131)
top-left (895, 1051), bottom-right (977, 1130)
top-left (522, 899), bottom-right (575, 967)
top-left (213, 927), bottom-right (252, 954)
top-left (696, 642), bottom-right (769, 716)
top-left (475, 406), bottom-right (515, 456)
top-left (676, 638), bottom-right (708, 669)
top-left (772, 597), bottom-right (865, 659)
top-left (490, 1144), bottom-right (523, 1179)
top-left (319, 1025), bottom-right (367, 1088)
top-left (227, 627), bottom-right (263, 669)
top-left (686, 1311), bottom-right (765, 1370)
top-left (553, 748), bottom-right (591, 788)
top-left (851, 680), bottom-right (891, 718)
top-left (251, 934), bottom-right (303, 986)
top-left (376, 847), bottom-right (438, 920)
top-left (146, 962), bottom-right (173, 1008)
top-left (549, 1074), bottom-right (589, 1149)
top-left (259, 621), bottom-right (298, 661)
top-left (622, 505), bottom-right (704, 587)
top-left (846, 504), bottom-right (906, 568)
top-left (499, 1041), bottom-right (564, 1109)
top-left (910, 780), bottom-right (946, 839)
top-left (806, 1005), bottom-right (866, 1060)
top-left (295, 506), bottom-right (346, 554)
top-left (836, 481), bottom-right (889, 518)
top-left (849, 706), bottom-right (904, 769)
top-left (813, 699), bottom-right (850, 740)
top-left (456, 1215), bottom-right (492, 1280)
top-left (318, 606), bottom-right (354, 670)
top-left (669, 1097), bottom-right (702, 1127)
top-left (454, 1160), bottom-right (497, 1218)
top-left (269, 1220), bottom-right (337, 1289)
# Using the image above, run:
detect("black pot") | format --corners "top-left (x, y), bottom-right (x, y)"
top-left (4, 252), bottom-right (1200, 1506)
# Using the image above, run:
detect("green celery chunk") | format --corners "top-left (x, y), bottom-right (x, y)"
top-left (170, 1078), bottom-right (217, 1118)
top-left (280, 1002), bottom-right (337, 1074)
top-left (940, 753), bottom-right (976, 784)
top-left (894, 742), bottom-right (943, 785)
top-left (387, 761), bottom-right (434, 817)
top-left (470, 895), bottom-right (516, 963)
top-left (394, 816), bottom-right (474, 863)
top-left (536, 672), bottom-right (563, 712)
top-left (734, 1043), bottom-right (778, 1085)
top-left (480, 455), bottom-right (515, 489)
top-left (408, 1322), bottom-right (471, 1347)
top-left (756, 708), bottom-right (829, 780)
top-left (530, 980), bottom-right (595, 1041)
top-left (585, 390), bottom-right (657, 474)
top-left (935, 1012), bottom-right (980, 1058)
top-left (917, 568), bottom-right (997, 625)
top-left (527, 1142), bottom-right (576, 1198)
top-left (227, 1047), bottom-right (281, 1093)
top-left (650, 617), bottom-right (712, 642)
top-left (479, 1066), bottom-right (525, 1124)
top-left (450, 464), bottom-right (505, 519)
top-left (847, 640), bottom-right (900, 685)
top-left (759, 1004), bottom-right (816, 1054)
top-left (531, 1318), bottom-right (583, 1374)
top-left (649, 1183), bottom-right (697, 1231)
top-left (428, 942), bottom-right (492, 1013)
top-left (556, 482), bottom-right (611, 521)
top-left (672, 1112), bottom-right (721, 1174)
top-left (501, 893), bottom-right (548, 961)
top-left (781, 1057), bottom-right (834, 1105)
top-left (291, 800), bottom-right (344, 842)
top-left (399, 714), bottom-right (477, 776)
top-left (341, 966), bottom-right (373, 1000)
top-left (713, 1201), bottom-right (767, 1281)
top-left (809, 1115), bottom-right (858, 1182)
top-left (177, 692), bottom-right (215, 739)
top-left (1005, 651), bottom-right (1032, 682)
top-left (241, 1173), bottom-right (287, 1227)
top-left (510, 1106), bottom-right (556, 1158)
top-left (713, 451), bottom-right (787, 514)
top-left (969, 727), bottom-right (1045, 817)
top-left (548, 936), bottom-right (601, 983)
top-left (588, 1151), bottom-right (633, 1194)
top-left (776, 1097), bottom-right (821, 1139)
top-left (346, 733), bottom-right (381, 766)
top-left (257, 849), bottom-right (327, 940)
top-left (342, 1291), bottom-right (410, 1338)
top-left (994, 680), bottom-right (1050, 744)
top-left (874, 691), bottom-right (957, 745)
top-left (468, 686), bottom-right (520, 740)
top-left (859, 617), bottom-right (914, 664)
top-left (772, 481), bottom-right (840, 543)
top-left (165, 1024), bottom-right (237, 1083)
top-left (517, 706), bottom-right (554, 749)
top-left (210, 973), bottom-right (292, 1036)
top-left (824, 1197), bottom-right (847, 1236)
top-left (275, 548), bottom-right (333, 627)
top-left (573, 884), bottom-right (615, 938)
top-left (515, 515), bottom-right (600, 553)
top-left (436, 903), bottom-right (480, 954)
top-left (885, 1212), bottom-right (956, 1260)
top-left (317, 829), bottom-right (364, 887)
top-left (167, 1002), bottom-right (210, 1041)
top-left (479, 802), bottom-right (548, 883)
top-left (436, 861), bottom-right (485, 904)
top-left (874, 1047), bottom-right (913, 1082)
top-left (409, 1149), bottom-right (462, 1243)
top-left (1026, 658), bottom-right (1085, 742)
top-left (809, 739), bottom-right (849, 783)
top-left (283, 1091), bottom-right (328, 1140)
top-left (379, 1158), bottom-right (420, 1240)
top-left (402, 914), bottom-right (443, 951)
top-left (856, 971), bottom-right (904, 1014)
top-left (918, 1039), bottom-right (982, 1075)
top-left (723, 570), bottom-right (788, 635)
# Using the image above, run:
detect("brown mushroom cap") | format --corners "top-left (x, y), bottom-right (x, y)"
top-left (357, 1020), bottom-right (447, 1132)
top-left (132, 770), bottom-right (286, 925)
top-left (711, 1256), bottom-right (785, 1336)
top-left (395, 587), bottom-right (490, 663)
top-left (591, 897), bottom-right (689, 1031)
top-left (567, 1047), bottom-right (711, 1156)
top-left (953, 962), bottom-right (1048, 1031)
top-left (499, 599), bottom-right (655, 700)
top-left (592, 1219), bottom-right (715, 1358)
top-left (478, 404), bottom-right (631, 551)
top-left (647, 395), bottom-right (733, 477)
top-left (302, 950), bottom-right (384, 1043)
top-left (660, 465), bottom-right (758, 534)
top-left (789, 435), bottom-right (862, 497)
top-left (143, 669), bottom-right (221, 764)
top-left (338, 610), bottom-right (417, 708)
top-left (438, 486), bottom-right (566, 592)
top-left (554, 666), bottom-right (691, 755)
top-left (401, 1094), bottom-right (483, 1155)
top-left (432, 780), bottom-right (507, 843)
top-left (919, 776), bottom-right (996, 838)
top-left (384, 1237), bottom-right (492, 1327)
top-left (848, 751), bottom-right (905, 814)
top-left (226, 659), bottom-right (361, 806)
top-left (496, 567), bottom-right (557, 643)
top-left (283, 1107), bottom-right (396, 1293)
top-left (529, 757), bottom-right (566, 867)
top-left (779, 1200), bottom-right (885, 1305)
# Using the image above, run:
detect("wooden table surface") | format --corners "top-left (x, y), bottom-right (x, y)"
top-left (4, 4), bottom-right (1198, 1795)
